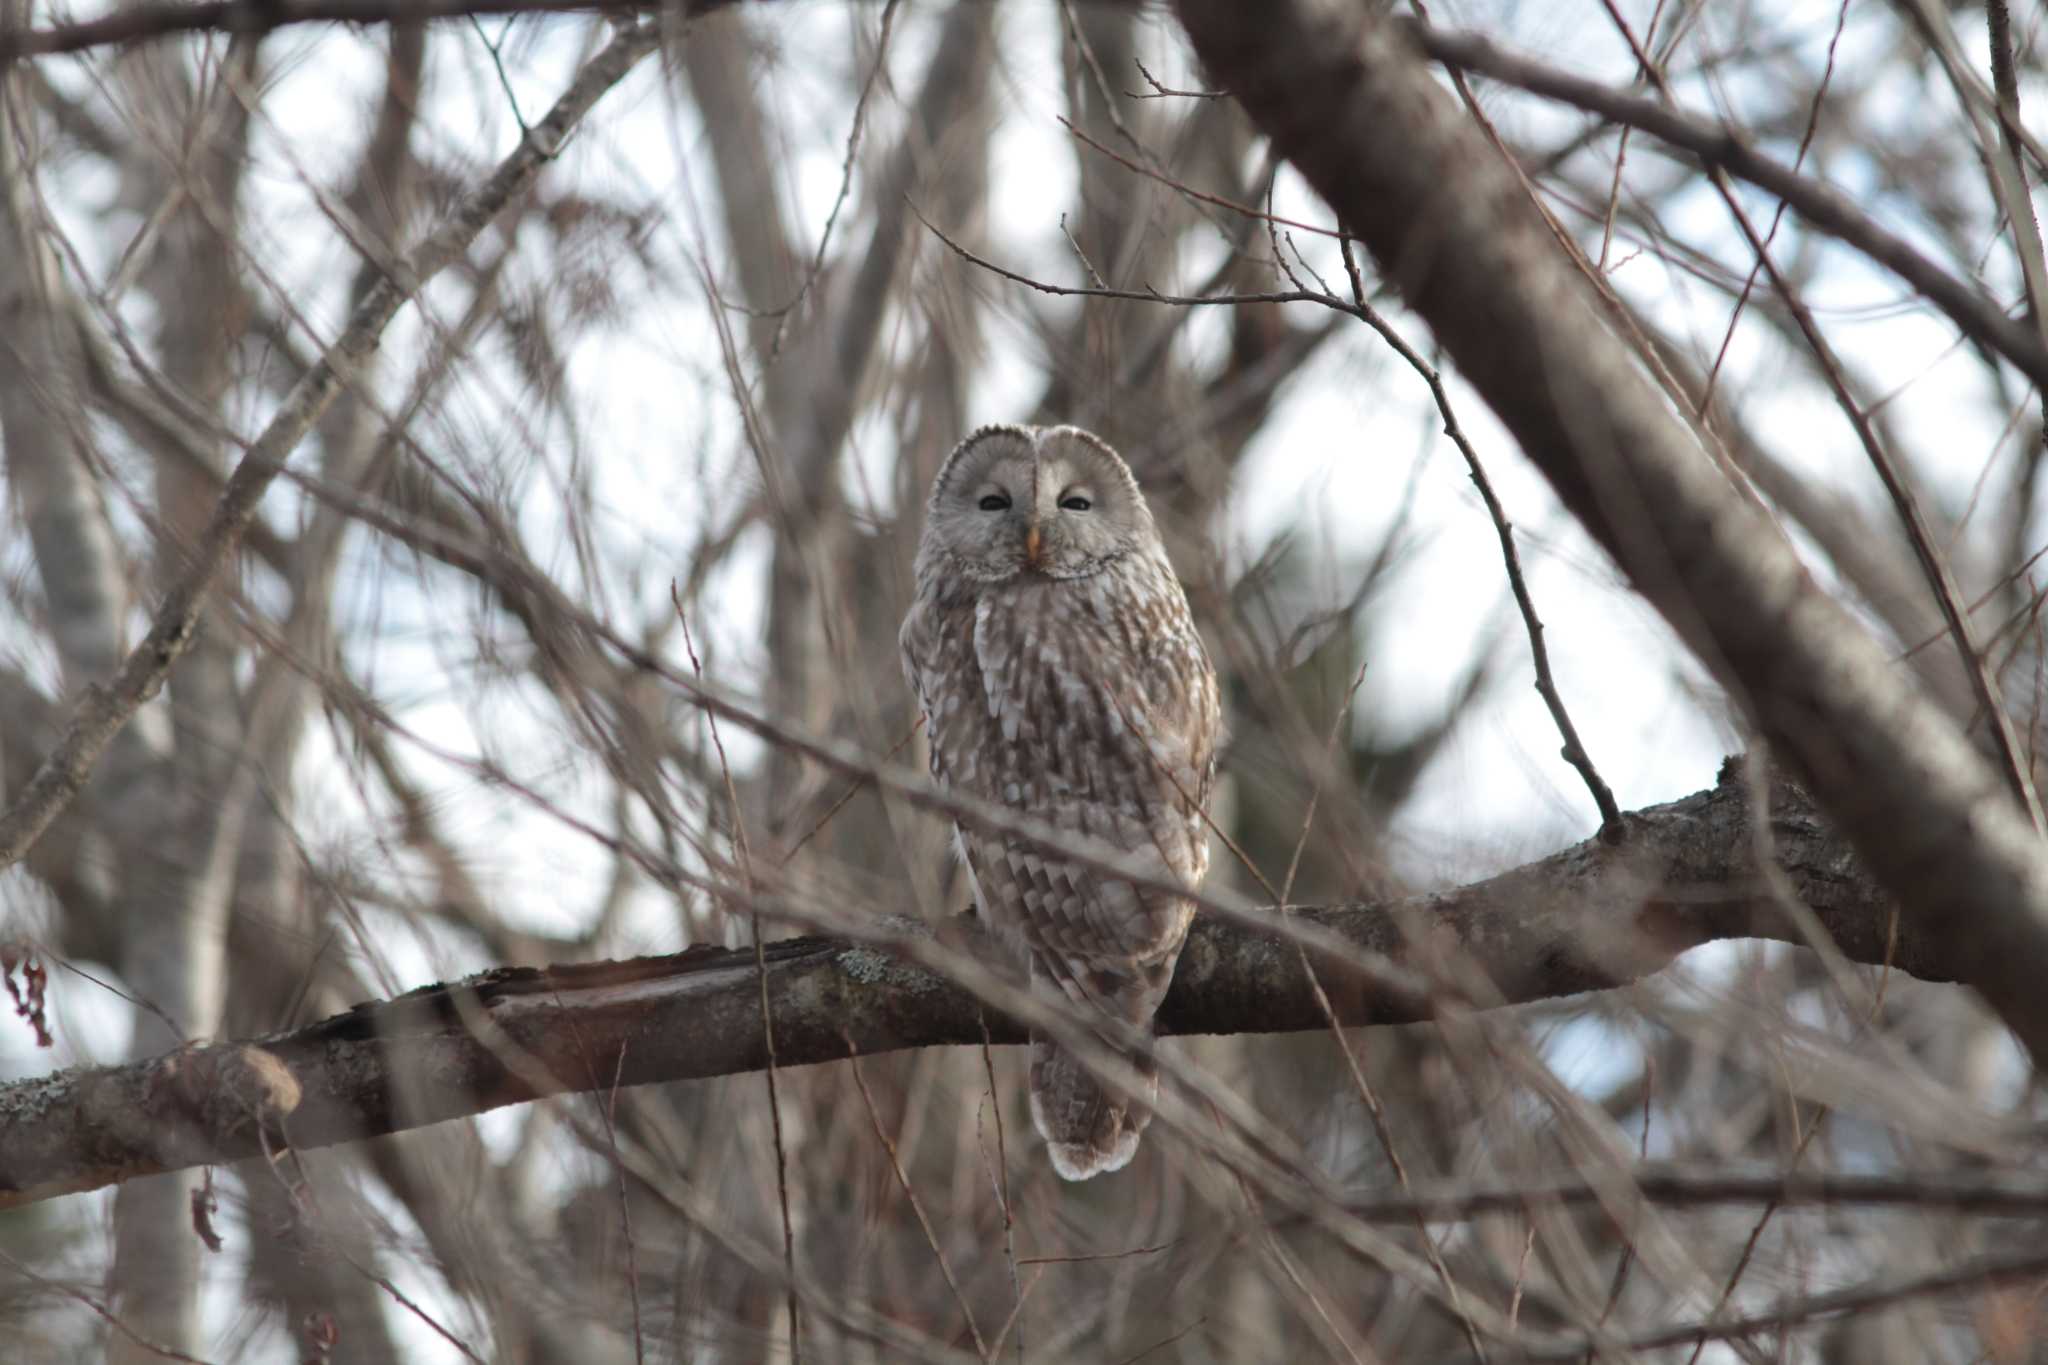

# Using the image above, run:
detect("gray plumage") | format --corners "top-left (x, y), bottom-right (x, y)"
top-left (900, 424), bottom-right (1221, 1180)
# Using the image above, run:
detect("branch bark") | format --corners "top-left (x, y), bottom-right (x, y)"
top-left (0, 763), bottom-right (1925, 1211)
top-left (1171, 0), bottom-right (2048, 1061)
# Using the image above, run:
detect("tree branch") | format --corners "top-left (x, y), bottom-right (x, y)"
top-left (1337, 1164), bottom-right (2048, 1225)
top-left (0, 763), bottom-right (1926, 1211)
top-left (0, 0), bottom-right (660, 62)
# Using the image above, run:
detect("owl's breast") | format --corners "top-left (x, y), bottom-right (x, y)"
top-left (907, 562), bottom-right (1214, 819)
top-left (976, 577), bottom-right (1188, 778)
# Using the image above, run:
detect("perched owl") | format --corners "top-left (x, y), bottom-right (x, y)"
top-left (900, 424), bottom-right (1221, 1180)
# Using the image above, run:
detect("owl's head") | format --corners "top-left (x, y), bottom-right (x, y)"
top-left (915, 424), bottom-right (1157, 585)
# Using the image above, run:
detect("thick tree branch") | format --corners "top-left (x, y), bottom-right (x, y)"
top-left (1171, 0), bottom-right (2048, 1061)
top-left (0, 764), bottom-right (1926, 1211)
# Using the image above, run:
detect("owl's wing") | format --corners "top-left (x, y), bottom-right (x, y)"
top-left (898, 597), bottom-right (936, 732)
top-left (900, 590), bottom-right (976, 786)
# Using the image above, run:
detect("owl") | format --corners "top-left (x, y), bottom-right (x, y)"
top-left (900, 424), bottom-right (1221, 1180)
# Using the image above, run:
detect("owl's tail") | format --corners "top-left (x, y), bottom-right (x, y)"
top-left (1024, 949), bottom-right (1179, 1181)
top-left (1027, 1038), bottom-right (1156, 1181)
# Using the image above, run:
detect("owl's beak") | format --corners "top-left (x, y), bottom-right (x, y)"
top-left (1024, 523), bottom-right (1043, 569)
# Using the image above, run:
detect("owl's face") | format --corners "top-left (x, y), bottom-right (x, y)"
top-left (917, 425), bottom-right (1155, 585)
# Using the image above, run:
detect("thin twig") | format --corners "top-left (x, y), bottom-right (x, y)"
top-left (1057, 212), bottom-right (1109, 289)
top-left (1596, 123), bottom-right (1630, 272)
top-left (1983, 0), bottom-right (2048, 366)
top-left (846, 1038), bottom-right (990, 1361)
top-left (779, 718), bottom-right (920, 866)
top-left (1900, 538), bottom-right (2048, 662)
top-left (1318, 1163), bottom-right (2048, 1222)
top-left (1337, 236), bottom-right (1624, 839)
top-left (1127, 57), bottom-right (1224, 100)
top-left (1582, 1051), bottom-right (1652, 1363)
top-left (1056, 0), bottom-right (1147, 160)
top-left (1506, 1221), bottom-right (1536, 1331)
top-left (1984, 0), bottom-right (2048, 765)
top-left (1292, 882), bottom-right (1491, 1364)
top-left (762, 0), bottom-right (900, 360)
top-left (1246, 647), bottom-right (1488, 1362)
top-left (0, 1245), bottom-right (214, 1365)
top-left (466, 15), bottom-right (528, 134)
top-left (1202, 1100), bottom-right (1368, 1365)
top-left (908, 199), bottom-right (1353, 312)
top-left (977, 1016), bottom-right (1022, 1364)
top-left (478, 966), bottom-right (650, 1356)
top-left (675, 593), bottom-right (801, 1364)
top-left (1593, 0), bottom-right (1670, 272)
top-left (343, 1254), bottom-right (490, 1364)
top-left (1697, 0), bottom-right (1848, 411)
top-left (1677, 754), bottom-right (1899, 1365)
top-left (591, 1042), bottom-right (646, 1363)
top-left (985, 1266), bottom-right (1049, 1364)
top-left (1052, 0), bottom-right (1223, 251)
top-left (1016, 1242), bottom-right (1179, 1267)
top-left (1058, 116), bottom-right (1352, 241)
top-left (1278, 661), bottom-right (1367, 907)
top-left (0, 0), bottom-right (658, 61)
top-left (1112, 1317), bottom-right (1208, 1365)
top-left (2031, 591), bottom-right (2048, 784)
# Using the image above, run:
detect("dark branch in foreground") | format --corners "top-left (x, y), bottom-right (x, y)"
top-left (1342, 1164), bottom-right (2048, 1225)
top-left (0, 0), bottom-right (662, 62)
top-left (0, 763), bottom-right (1936, 1210)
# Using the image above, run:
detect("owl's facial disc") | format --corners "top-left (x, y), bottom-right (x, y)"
top-left (919, 424), bottom-right (1151, 586)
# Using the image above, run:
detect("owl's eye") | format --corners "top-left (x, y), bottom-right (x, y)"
top-left (1059, 495), bottom-right (1092, 512)
top-left (978, 493), bottom-right (1011, 512)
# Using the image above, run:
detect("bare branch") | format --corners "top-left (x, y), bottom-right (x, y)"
top-left (0, 0), bottom-right (673, 62)
top-left (1336, 1164), bottom-right (2048, 1224)
top-left (1332, 237), bottom-right (1623, 840)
